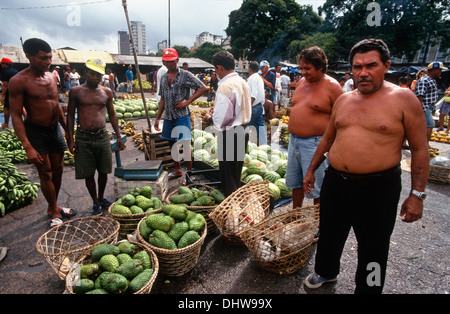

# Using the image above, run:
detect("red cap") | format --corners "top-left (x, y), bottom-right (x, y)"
top-left (1, 58), bottom-right (12, 64)
top-left (162, 48), bottom-right (178, 61)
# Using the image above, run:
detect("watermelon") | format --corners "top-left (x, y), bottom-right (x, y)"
top-left (275, 178), bottom-right (292, 198)
top-left (123, 112), bottom-right (133, 119)
top-left (246, 142), bottom-right (257, 154)
top-left (268, 182), bottom-right (281, 201)
top-left (275, 159), bottom-right (288, 177)
top-left (193, 137), bottom-right (207, 149)
top-left (258, 144), bottom-right (272, 155)
top-left (244, 174), bottom-right (263, 183)
top-left (249, 150), bottom-right (269, 163)
top-left (116, 112), bottom-right (123, 119)
top-left (244, 154), bottom-right (252, 166)
top-left (246, 160), bottom-right (267, 175)
top-left (149, 103), bottom-right (158, 111)
top-left (133, 111), bottom-right (141, 118)
top-left (148, 110), bottom-right (156, 117)
top-left (263, 171), bottom-right (281, 183)
top-left (193, 149), bottom-right (210, 161)
top-left (115, 106), bottom-right (125, 114)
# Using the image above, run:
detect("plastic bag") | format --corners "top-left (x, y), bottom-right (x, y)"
top-left (430, 151), bottom-right (450, 168)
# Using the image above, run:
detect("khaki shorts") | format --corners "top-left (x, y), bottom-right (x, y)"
top-left (74, 128), bottom-right (112, 179)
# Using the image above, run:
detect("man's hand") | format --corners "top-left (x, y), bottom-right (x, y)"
top-left (25, 147), bottom-right (43, 165)
top-left (400, 196), bottom-right (423, 222)
top-left (302, 170), bottom-right (316, 195)
top-left (175, 100), bottom-right (189, 110)
top-left (154, 119), bottom-right (161, 131)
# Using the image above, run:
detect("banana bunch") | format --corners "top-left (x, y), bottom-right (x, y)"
top-left (429, 147), bottom-right (440, 158)
top-left (64, 150), bottom-right (75, 165)
top-left (0, 158), bottom-right (40, 216)
top-left (0, 129), bottom-right (27, 163)
top-left (131, 133), bottom-right (144, 150)
top-left (120, 121), bottom-right (136, 136)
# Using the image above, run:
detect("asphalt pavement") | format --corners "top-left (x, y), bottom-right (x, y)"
top-left (0, 93), bottom-right (449, 297)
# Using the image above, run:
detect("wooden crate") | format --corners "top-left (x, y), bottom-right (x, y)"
top-left (113, 171), bottom-right (169, 200)
top-left (142, 129), bottom-right (185, 169)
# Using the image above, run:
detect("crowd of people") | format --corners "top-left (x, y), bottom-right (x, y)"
top-left (0, 36), bottom-right (447, 295)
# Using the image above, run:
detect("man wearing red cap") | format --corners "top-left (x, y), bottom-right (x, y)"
top-left (154, 48), bottom-right (207, 179)
top-left (1, 57), bottom-right (18, 128)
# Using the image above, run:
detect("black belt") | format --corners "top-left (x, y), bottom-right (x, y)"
top-left (329, 164), bottom-right (400, 180)
top-left (76, 127), bottom-right (107, 135)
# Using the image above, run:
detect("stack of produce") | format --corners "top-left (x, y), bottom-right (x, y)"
top-left (168, 185), bottom-right (224, 207)
top-left (119, 120), bottom-right (136, 136)
top-left (0, 158), bottom-right (40, 216)
top-left (139, 205), bottom-right (206, 250)
top-left (110, 186), bottom-right (163, 215)
top-left (69, 241), bottom-right (157, 294)
top-left (190, 129), bottom-right (292, 201)
top-left (0, 128), bottom-right (27, 163)
top-left (108, 97), bottom-right (158, 121)
top-left (191, 99), bottom-right (213, 108)
top-left (431, 131), bottom-right (450, 144)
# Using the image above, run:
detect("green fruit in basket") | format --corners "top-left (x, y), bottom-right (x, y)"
top-left (178, 230), bottom-right (201, 248)
top-left (188, 213), bottom-right (206, 232)
top-left (99, 254), bottom-right (120, 272)
top-left (184, 210), bottom-right (196, 222)
top-left (170, 193), bottom-right (195, 205)
top-left (193, 190), bottom-right (207, 200)
top-left (169, 206), bottom-right (188, 220)
top-left (85, 288), bottom-right (109, 294)
top-left (190, 200), bottom-right (202, 207)
top-left (151, 197), bottom-right (163, 210)
top-left (116, 253), bottom-right (133, 265)
top-left (79, 263), bottom-right (101, 279)
top-left (168, 221), bottom-right (189, 242)
top-left (130, 205), bottom-right (144, 214)
top-left (111, 204), bottom-right (132, 215)
top-left (148, 230), bottom-right (177, 250)
top-left (118, 241), bottom-right (136, 255)
top-left (209, 189), bottom-right (225, 203)
top-left (133, 250), bottom-right (152, 269)
top-left (121, 194), bottom-right (136, 207)
top-left (178, 186), bottom-right (193, 195)
top-left (73, 278), bottom-right (95, 294)
top-left (196, 195), bottom-right (215, 206)
top-left (162, 204), bottom-right (185, 215)
top-left (140, 186), bottom-right (152, 198)
top-left (91, 243), bottom-right (120, 261)
top-left (129, 187), bottom-right (141, 197)
top-left (139, 221), bottom-right (153, 240)
top-left (116, 259), bottom-right (144, 279)
top-left (145, 213), bottom-right (174, 232)
top-left (135, 195), bottom-right (152, 211)
top-left (128, 269), bottom-right (154, 293)
top-left (101, 272), bottom-right (129, 294)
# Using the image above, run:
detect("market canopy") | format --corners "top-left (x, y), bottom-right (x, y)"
top-left (55, 49), bottom-right (116, 65)
top-left (0, 46), bottom-right (68, 66)
top-left (113, 54), bottom-right (214, 69)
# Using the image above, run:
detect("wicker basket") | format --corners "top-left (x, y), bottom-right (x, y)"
top-left (208, 181), bottom-right (271, 245)
top-left (36, 216), bottom-right (120, 280)
top-left (239, 205), bottom-right (319, 275)
top-left (428, 164), bottom-right (450, 184)
top-left (108, 202), bottom-right (160, 239)
top-left (65, 241), bottom-right (159, 294)
top-left (165, 183), bottom-right (219, 233)
top-left (136, 217), bottom-right (207, 277)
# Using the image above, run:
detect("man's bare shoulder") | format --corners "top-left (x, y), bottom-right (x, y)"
top-left (385, 81), bottom-right (420, 106)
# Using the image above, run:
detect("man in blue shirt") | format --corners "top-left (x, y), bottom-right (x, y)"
top-left (125, 65), bottom-right (133, 93)
top-left (259, 60), bottom-right (276, 103)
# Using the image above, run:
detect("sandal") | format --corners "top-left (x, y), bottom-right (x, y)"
top-left (168, 172), bottom-right (183, 180)
top-left (50, 218), bottom-right (64, 230)
top-left (0, 247), bottom-right (8, 262)
top-left (59, 207), bottom-right (76, 218)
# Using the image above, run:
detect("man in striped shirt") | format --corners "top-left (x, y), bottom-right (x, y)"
top-left (154, 48), bottom-right (207, 179)
top-left (415, 61), bottom-right (447, 145)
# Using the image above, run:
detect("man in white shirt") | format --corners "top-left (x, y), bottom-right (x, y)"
top-left (203, 51), bottom-right (252, 196)
top-left (280, 69), bottom-right (291, 107)
top-left (247, 61), bottom-right (267, 145)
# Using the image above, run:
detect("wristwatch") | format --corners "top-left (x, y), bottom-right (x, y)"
top-left (410, 189), bottom-right (427, 200)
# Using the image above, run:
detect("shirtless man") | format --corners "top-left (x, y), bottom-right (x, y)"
top-left (67, 58), bottom-right (123, 215)
top-left (9, 38), bottom-right (75, 229)
top-left (286, 46), bottom-right (343, 209)
top-left (303, 39), bottom-right (429, 294)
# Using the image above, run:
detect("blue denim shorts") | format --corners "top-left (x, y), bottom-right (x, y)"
top-left (424, 109), bottom-right (434, 128)
top-left (285, 134), bottom-right (329, 199)
top-left (161, 115), bottom-right (192, 141)
top-left (439, 102), bottom-right (450, 115)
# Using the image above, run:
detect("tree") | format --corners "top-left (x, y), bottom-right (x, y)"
top-left (172, 45), bottom-right (192, 58)
top-left (287, 32), bottom-right (339, 65)
top-left (226, 0), bottom-right (322, 63)
top-left (192, 42), bottom-right (226, 63)
top-left (319, 0), bottom-right (450, 62)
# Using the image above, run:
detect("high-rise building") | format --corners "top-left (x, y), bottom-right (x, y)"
top-left (158, 40), bottom-right (168, 52)
top-left (118, 31), bottom-right (131, 55)
top-left (130, 21), bottom-right (147, 55)
top-left (195, 31), bottom-right (223, 48)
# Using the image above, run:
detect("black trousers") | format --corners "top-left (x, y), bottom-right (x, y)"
top-left (217, 126), bottom-right (249, 197)
top-left (315, 165), bottom-right (402, 294)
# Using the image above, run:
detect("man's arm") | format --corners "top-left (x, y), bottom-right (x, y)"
top-left (9, 76), bottom-right (43, 165)
top-left (154, 97), bottom-right (165, 132)
top-left (105, 88), bottom-right (123, 150)
top-left (400, 92), bottom-right (429, 222)
top-left (303, 105), bottom-right (339, 195)
top-left (66, 89), bottom-right (77, 154)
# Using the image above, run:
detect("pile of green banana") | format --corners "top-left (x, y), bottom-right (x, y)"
top-left (0, 158), bottom-right (40, 216)
top-left (0, 129), bottom-right (27, 163)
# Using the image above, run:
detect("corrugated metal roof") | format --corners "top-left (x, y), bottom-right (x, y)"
top-left (0, 46), bottom-right (68, 65)
top-left (113, 54), bottom-right (214, 69)
top-left (56, 49), bottom-right (117, 64)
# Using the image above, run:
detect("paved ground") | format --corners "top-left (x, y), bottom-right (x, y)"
top-left (0, 92), bottom-right (449, 296)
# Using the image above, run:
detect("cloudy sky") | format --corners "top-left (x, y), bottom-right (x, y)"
top-left (0, 0), bottom-right (326, 53)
